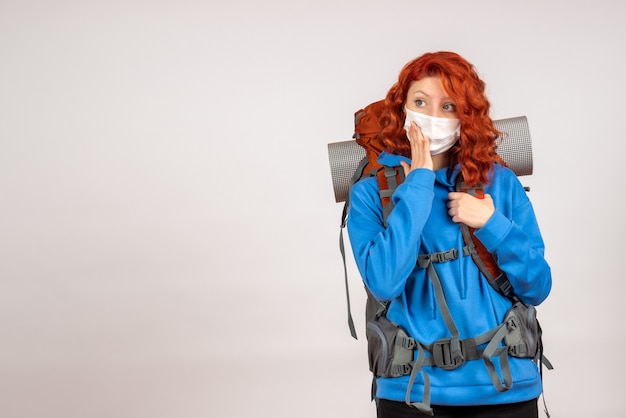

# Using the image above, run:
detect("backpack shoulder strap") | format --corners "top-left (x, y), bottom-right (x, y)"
top-left (339, 161), bottom-right (404, 339)
top-left (377, 165), bottom-right (405, 226)
top-left (455, 178), bottom-right (515, 300)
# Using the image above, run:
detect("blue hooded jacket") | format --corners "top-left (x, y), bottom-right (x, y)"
top-left (346, 152), bottom-right (552, 406)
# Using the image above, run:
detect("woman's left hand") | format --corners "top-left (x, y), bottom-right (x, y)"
top-left (447, 192), bottom-right (495, 228)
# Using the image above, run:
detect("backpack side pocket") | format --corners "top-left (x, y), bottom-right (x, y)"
top-left (366, 316), bottom-right (414, 378)
top-left (504, 301), bottom-right (540, 359)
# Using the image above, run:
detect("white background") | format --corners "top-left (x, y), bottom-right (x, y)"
top-left (1, 1), bottom-right (624, 417)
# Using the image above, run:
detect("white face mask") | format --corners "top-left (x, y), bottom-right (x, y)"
top-left (404, 108), bottom-right (461, 155)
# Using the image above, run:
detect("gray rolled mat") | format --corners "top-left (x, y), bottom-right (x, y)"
top-left (328, 116), bottom-right (533, 203)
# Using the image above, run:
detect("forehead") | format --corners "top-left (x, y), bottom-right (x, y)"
top-left (407, 76), bottom-right (449, 97)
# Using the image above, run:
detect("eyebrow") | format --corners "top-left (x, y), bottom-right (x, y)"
top-left (410, 90), bottom-right (454, 102)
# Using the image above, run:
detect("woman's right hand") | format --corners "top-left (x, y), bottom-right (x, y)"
top-left (400, 120), bottom-right (433, 175)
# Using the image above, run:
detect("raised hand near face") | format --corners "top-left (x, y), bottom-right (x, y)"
top-left (399, 120), bottom-right (433, 176)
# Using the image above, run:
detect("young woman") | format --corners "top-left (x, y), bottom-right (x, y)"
top-left (346, 51), bottom-right (552, 418)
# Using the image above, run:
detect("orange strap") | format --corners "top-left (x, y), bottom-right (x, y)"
top-left (458, 184), bottom-right (503, 283)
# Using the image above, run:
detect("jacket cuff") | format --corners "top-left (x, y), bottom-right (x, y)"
top-left (474, 210), bottom-right (513, 252)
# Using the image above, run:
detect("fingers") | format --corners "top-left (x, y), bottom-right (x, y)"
top-left (407, 121), bottom-right (428, 148)
top-left (447, 192), bottom-right (495, 228)
top-left (400, 161), bottom-right (410, 177)
top-left (406, 121), bottom-right (432, 171)
top-left (447, 195), bottom-right (461, 223)
top-left (447, 192), bottom-right (463, 202)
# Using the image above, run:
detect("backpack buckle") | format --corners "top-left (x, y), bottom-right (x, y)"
top-left (432, 338), bottom-right (465, 370)
top-left (435, 249), bottom-right (457, 263)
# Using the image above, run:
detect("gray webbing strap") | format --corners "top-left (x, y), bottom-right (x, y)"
top-left (460, 223), bottom-right (496, 280)
top-left (419, 325), bottom-right (506, 367)
top-left (339, 226), bottom-right (357, 339)
top-left (403, 249), bottom-right (462, 413)
top-left (393, 322), bottom-right (504, 371)
top-left (417, 251), bottom-right (463, 364)
top-left (339, 157), bottom-right (371, 340)
top-left (406, 248), bottom-right (515, 409)
top-left (405, 343), bottom-right (433, 416)
top-left (425, 248), bottom-right (515, 394)
top-left (339, 161), bottom-right (404, 339)
top-left (482, 324), bottom-right (514, 392)
top-left (380, 165), bottom-right (401, 226)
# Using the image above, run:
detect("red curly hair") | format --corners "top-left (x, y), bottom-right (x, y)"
top-left (379, 51), bottom-right (504, 186)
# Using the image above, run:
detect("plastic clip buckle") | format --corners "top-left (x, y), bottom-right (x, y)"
top-left (432, 338), bottom-right (466, 371)
top-left (435, 249), bottom-right (457, 263)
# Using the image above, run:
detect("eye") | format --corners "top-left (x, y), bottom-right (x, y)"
top-left (443, 103), bottom-right (457, 112)
top-left (414, 99), bottom-right (425, 107)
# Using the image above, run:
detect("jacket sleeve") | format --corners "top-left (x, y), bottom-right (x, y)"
top-left (474, 173), bottom-right (552, 305)
top-left (346, 168), bottom-right (435, 301)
